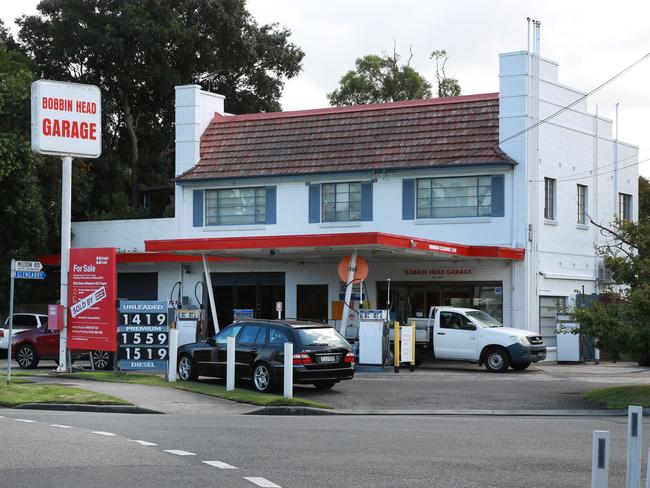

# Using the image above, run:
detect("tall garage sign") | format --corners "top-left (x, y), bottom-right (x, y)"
top-left (32, 80), bottom-right (102, 371)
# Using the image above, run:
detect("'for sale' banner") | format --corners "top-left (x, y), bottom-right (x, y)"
top-left (68, 247), bottom-right (116, 351)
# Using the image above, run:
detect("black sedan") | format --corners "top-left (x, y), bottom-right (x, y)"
top-left (177, 319), bottom-right (355, 392)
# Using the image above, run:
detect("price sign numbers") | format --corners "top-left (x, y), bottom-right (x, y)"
top-left (121, 312), bottom-right (168, 326)
top-left (118, 345), bottom-right (168, 361)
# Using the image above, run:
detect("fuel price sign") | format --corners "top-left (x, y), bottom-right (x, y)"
top-left (118, 301), bottom-right (169, 371)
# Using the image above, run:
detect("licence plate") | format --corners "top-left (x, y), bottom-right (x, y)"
top-left (318, 355), bottom-right (337, 363)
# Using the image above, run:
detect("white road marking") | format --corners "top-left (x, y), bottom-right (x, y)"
top-left (243, 477), bottom-right (281, 488)
top-left (50, 424), bottom-right (72, 429)
top-left (163, 449), bottom-right (196, 456)
top-left (14, 419), bottom-right (36, 423)
top-left (91, 431), bottom-right (116, 436)
top-left (0, 415), bottom-right (5, 418)
top-left (203, 460), bottom-right (238, 469)
top-left (130, 440), bottom-right (157, 446)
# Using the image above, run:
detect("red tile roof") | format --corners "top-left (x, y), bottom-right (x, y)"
top-left (177, 92), bottom-right (513, 181)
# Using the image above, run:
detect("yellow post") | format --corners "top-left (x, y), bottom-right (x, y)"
top-left (394, 321), bottom-right (400, 373)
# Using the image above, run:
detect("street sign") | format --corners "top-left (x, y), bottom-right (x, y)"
top-left (13, 271), bottom-right (46, 280)
top-left (14, 261), bottom-right (42, 272)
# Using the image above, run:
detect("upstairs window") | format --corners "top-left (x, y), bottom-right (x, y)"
top-left (544, 178), bottom-right (556, 220)
top-left (619, 193), bottom-right (632, 221)
top-left (577, 184), bottom-right (587, 224)
top-left (322, 182), bottom-right (362, 222)
top-left (205, 187), bottom-right (266, 225)
top-left (416, 176), bottom-right (492, 218)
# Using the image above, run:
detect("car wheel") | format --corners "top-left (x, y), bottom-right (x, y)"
top-left (484, 348), bottom-right (510, 373)
top-left (313, 381), bottom-right (336, 390)
top-left (16, 344), bottom-right (38, 369)
top-left (252, 362), bottom-right (275, 393)
top-left (177, 354), bottom-right (198, 381)
top-left (91, 350), bottom-right (113, 370)
top-left (512, 362), bottom-right (531, 371)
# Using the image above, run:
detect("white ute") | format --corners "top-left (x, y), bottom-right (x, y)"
top-left (408, 307), bottom-right (546, 372)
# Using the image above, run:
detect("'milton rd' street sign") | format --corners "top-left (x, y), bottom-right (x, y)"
top-left (14, 260), bottom-right (43, 272)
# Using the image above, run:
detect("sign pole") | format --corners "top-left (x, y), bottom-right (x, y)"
top-left (57, 155), bottom-right (72, 372)
top-left (6, 260), bottom-right (16, 382)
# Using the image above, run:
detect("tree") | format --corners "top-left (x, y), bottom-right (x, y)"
top-left (327, 47), bottom-right (432, 106)
top-left (639, 176), bottom-right (650, 221)
top-left (430, 50), bottom-right (461, 97)
top-left (572, 217), bottom-right (650, 363)
top-left (18, 0), bottom-right (304, 213)
top-left (0, 21), bottom-right (58, 311)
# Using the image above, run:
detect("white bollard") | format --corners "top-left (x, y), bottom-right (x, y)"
top-left (283, 342), bottom-right (293, 399)
top-left (592, 430), bottom-right (610, 488)
top-left (627, 406), bottom-right (643, 488)
top-left (226, 335), bottom-right (235, 391)
top-left (645, 448), bottom-right (650, 488)
top-left (168, 328), bottom-right (178, 382)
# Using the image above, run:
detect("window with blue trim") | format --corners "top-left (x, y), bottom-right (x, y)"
top-left (205, 187), bottom-right (266, 225)
top-left (322, 182), bottom-right (361, 222)
top-left (416, 176), bottom-right (492, 218)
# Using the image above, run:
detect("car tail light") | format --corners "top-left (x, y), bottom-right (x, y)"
top-left (0, 330), bottom-right (3, 338)
top-left (344, 352), bottom-right (355, 364)
top-left (292, 353), bottom-right (313, 365)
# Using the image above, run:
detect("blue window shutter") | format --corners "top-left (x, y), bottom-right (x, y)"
top-left (491, 175), bottom-right (505, 217)
top-left (193, 190), bottom-right (204, 227)
top-left (360, 182), bottom-right (373, 221)
top-left (402, 179), bottom-right (415, 220)
top-left (308, 184), bottom-right (320, 223)
top-left (265, 186), bottom-right (277, 224)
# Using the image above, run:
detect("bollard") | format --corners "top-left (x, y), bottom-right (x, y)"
top-left (627, 406), bottom-right (643, 488)
top-left (226, 336), bottom-right (235, 391)
top-left (283, 342), bottom-right (293, 399)
top-left (168, 328), bottom-right (178, 382)
top-left (645, 448), bottom-right (650, 488)
top-left (592, 430), bottom-right (610, 488)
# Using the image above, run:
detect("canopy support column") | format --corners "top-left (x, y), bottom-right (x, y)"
top-left (202, 254), bottom-right (219, 332)
top-left (339, 250), bottom-right (357, 336)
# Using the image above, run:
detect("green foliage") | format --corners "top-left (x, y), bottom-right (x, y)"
top-left (572, 218), bottom-right (650, 363)
top-left (430, 49), bottom-right (461, 97)
top-left (328, 50), bottom-right (432, 106)
top-left (18, 0), bottom-right (304, 214)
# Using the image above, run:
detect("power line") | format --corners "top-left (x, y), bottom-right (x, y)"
top-left (498, 51), bottom-right (650, 147)
top-left (530, 157), bottom-right (650, 183)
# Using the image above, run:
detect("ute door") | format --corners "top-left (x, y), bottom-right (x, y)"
top-left (434, 311), bottom-right (479, 360)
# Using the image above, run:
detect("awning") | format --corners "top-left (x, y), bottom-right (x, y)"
top-left (144, 232), bottom-right (524, 262)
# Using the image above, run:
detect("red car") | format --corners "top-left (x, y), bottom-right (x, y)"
top-left (11, 326), bottom-right (113, 370)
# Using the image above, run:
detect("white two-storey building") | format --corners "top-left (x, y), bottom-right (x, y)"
top-left (60, 46), bottom-right (638, 360)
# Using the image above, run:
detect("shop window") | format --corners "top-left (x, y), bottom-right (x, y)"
top-left (577, 184), bottom-right (587, 224)
top-left (544, 178), bottom-right (556, 220)
top-left (205, 187), bottom-right (266, 225)
top-left (416, 176), bottom-right (492, 218)
top-left (619, 193), bottom-right (632, 221)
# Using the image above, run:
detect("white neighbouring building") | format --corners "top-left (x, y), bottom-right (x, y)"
top-left (54, 44), bottom-right (638, 361)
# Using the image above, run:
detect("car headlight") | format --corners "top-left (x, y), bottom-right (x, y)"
top-left (511, 335), bottom-right (529, 345)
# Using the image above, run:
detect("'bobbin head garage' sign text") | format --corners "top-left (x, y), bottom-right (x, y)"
top-left (31, 80), bottom-right (101, 158)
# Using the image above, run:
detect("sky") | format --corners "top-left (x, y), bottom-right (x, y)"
top-left (2, 0), bottom-right (649, 177)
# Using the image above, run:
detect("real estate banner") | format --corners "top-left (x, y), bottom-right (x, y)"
top-left (68, 247), bottom-right (117, 351)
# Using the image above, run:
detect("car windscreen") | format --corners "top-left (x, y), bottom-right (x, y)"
top-left (465, 310), bottom-right (503, 328)
top-left (296, 327), bottom-right (349, 348)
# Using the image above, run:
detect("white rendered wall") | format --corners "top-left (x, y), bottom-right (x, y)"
top-left (71, 218), bottom-right (175, 251)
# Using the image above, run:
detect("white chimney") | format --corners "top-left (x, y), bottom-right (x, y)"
top-left (174, 84), bottom-right (225, 177)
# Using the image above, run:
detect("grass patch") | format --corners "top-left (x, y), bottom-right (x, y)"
top-left (0, 381), bottom-right (130, 407)
top-left (58, 372), bottom-right (333, 409)
top-left (583, 385), bottom-right (650, 409)
top-left (4, 369), bottom-right (54, 377)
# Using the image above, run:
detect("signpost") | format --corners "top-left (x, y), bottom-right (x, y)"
top-left (6, 260), bottom-right (45, 381)
top-left (118, 301), bottom-right (169, 371)
top-left (31, 79), bottom-right (102, 371)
